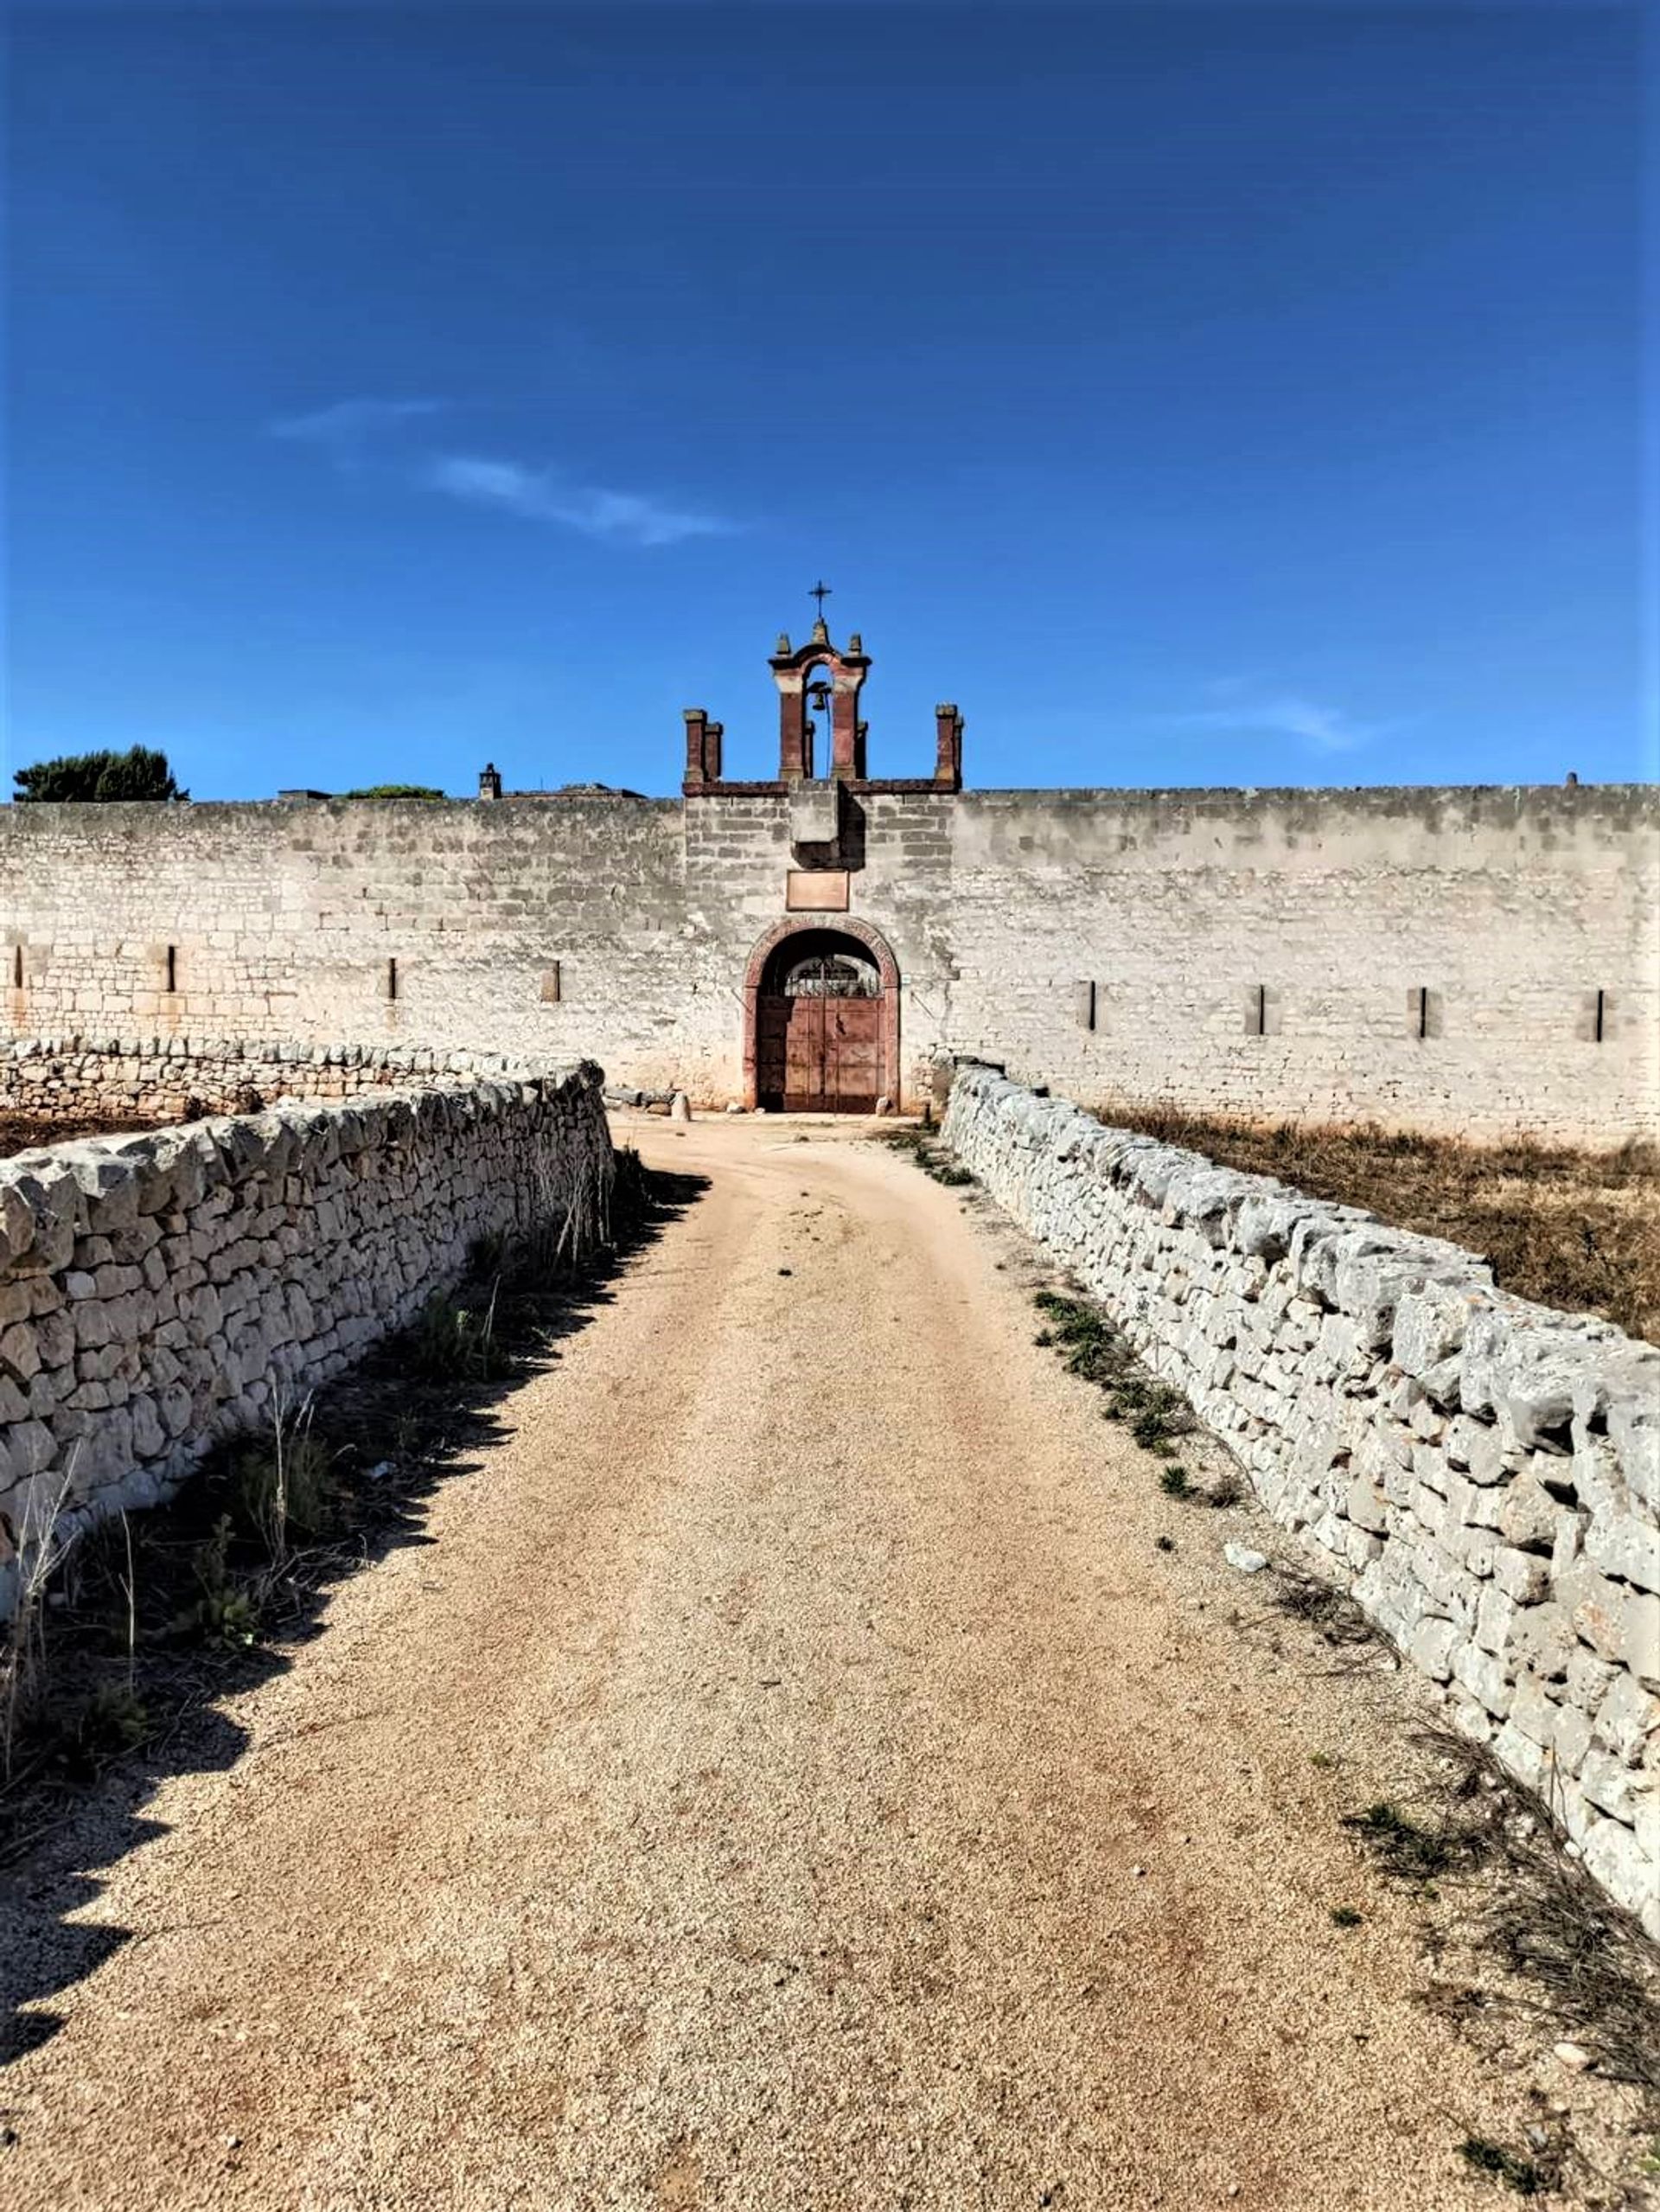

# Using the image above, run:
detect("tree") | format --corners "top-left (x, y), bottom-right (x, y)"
top-left (13, 745), bottom-right (188, 802)
top-left (338, 784), bottom-right (446, 802)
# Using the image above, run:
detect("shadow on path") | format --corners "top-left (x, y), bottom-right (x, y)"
top-left (0, 1164), bottom-right (709, 2068)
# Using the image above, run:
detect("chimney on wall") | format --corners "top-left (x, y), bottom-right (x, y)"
top-left (683, 707), bottom-right (723, 792)
top-left (478, 763), bottom-right (503, 802)
top-left (934, 704), bottom-right (964, 791)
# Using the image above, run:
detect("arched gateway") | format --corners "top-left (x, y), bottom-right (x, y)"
top-left (743, 915), bottom-right (900, 1114)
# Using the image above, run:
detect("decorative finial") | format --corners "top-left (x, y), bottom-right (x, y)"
top-left (776, 631), bottom-right (791, 655)
top-left (847, 631), bottom-right (862, 654)
top-left (811, 617), bottom-right (829, 644)
top-left (809, 579), bottom-right (833, 619)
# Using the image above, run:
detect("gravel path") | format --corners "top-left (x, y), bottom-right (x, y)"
top-left (1, 1117), bottom-right (1618, 2209)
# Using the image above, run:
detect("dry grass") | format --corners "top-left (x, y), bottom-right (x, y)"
top-left (0, 1111), bottom-right (170, 1159)
top-left (1339, 1723), bottom-right (1660, 2111)
top-left (1094, 1102), bottom-right (1660, 1346)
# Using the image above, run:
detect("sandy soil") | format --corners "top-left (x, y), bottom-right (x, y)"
top-left (1, 1115), bottom-right (1645, 2209)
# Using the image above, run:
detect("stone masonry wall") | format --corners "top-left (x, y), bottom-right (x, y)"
top-left (2, 781), bottom-right (1655, 1140)
top-left (0, 1057), bottom-right (612, 1609)
top-left (0, 1034), bottom-right (547, 1125)
top-left (943, 1063), bottom-right (1660, 1934)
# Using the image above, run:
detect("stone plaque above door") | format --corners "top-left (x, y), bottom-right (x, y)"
top-left (786, 869), bottom-right (851, 912)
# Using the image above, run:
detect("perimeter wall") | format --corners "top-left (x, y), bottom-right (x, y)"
top-left (2, 782), bottom-right (1654, 1140)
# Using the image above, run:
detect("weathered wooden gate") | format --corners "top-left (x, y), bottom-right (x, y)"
top-left (756, 991), bottom-right (881, 1113)
top-left (755, 944), bottom-right (883, 1113)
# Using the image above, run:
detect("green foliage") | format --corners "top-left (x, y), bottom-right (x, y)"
top-left (409, 1288), bottom-right (513, 1382)
top-left (1158, 1466), bottom-right (1192, 1499)
top-left (468, 1229), bottom-right (510, 1279)
top-left (880, 1128), bottom-right (976, 1186)
top-left (14, 745), bottom-right (187, 802)
top-left (50, 1685), bottom-right (150, 1776)
top-left (1031, 1292), bottom-right (1197, 1453)
top-left (168, 1513), bottom-right (263, 1648)
top-left (233, 1425), bottom-right (339, 1554)
top-left (1329, 1905), bottom-right (1363, 1928)
top-left (194, 1587), bottom-right (263, 1651)
top-left (338, 783), bottom-right (446, 802)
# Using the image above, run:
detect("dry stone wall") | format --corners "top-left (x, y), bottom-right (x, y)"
top-left (943, 1063), bottom-right (1660, 1934)
top-left (0, 1057), bottom-right (612, 1611)
top-left (1, 1034), bottom-right (547, 1124)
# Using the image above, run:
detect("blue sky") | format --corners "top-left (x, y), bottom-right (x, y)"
top-left (5, 2), bottom-right (1651, 798)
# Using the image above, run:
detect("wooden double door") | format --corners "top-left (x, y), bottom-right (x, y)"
top-left (756, 991), bottom-right (881, 1114)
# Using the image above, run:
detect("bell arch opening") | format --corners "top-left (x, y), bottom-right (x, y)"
top-left (742, 917), bottom-right (900, 1114)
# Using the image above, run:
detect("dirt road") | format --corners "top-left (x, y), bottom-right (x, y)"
top-left (1, 1117), bottom-right (1606, 2208)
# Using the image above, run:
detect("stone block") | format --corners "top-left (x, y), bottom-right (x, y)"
top-left (1452, 1638), bottom-right (1511, 1717)
top-left (1580, 1814), bottom-right (1653, 1922)
top-left (1552, 1702), bottom-right (1594, 1776)
top-left (1408, 1616), bottom-right (1460, 1681)
top-left (1474, 1584), bottom-right (1517, 1657)
top-left (1508, 1671), bottom-right (1560, 1748)
top-left (0, 1320), bottom-right (41, 1382)
top-left (1585, 1511), bottom-right (1660, 1595)
top-left (1497, 1475), bottom-right (1557, 1553)
top-left (1508, 1601), bottom-right (1575, 1682)
top-left (1565, 1645), bottom-right (1618, 1712)
top-left (1492, 1545), bottom-right (1550, 1604)
top-left (1392, 1280), bottom-right (1490, 1377)
top-left (1491, 1718), bottom-right (1549, 1793)
top-left (1592, 1673), bottom-right (1658, 1766)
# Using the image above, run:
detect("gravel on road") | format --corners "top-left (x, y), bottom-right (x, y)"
top-left (2, 1116), bottom-right (1638, 2209)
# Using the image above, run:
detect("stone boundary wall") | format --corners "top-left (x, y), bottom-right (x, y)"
top-left (0, 1035), bottom-right (544, 1125)
top-left (0, 1058), bottom-right (612, 1610)
top-left (942, 1063), bottom-right (1660, 1935)
top-left (5, 783), bottom-right (1654, 1141)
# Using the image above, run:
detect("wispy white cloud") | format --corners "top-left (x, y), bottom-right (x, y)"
top-left (425, 454), bottom-right (733, 547)
top-left (266, 397), bottom-right (448, 468)
top-left (1172, 687), bottom-right (1402, 757)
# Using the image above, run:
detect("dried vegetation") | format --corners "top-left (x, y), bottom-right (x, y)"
top-left (1094, 1103), bottom-right (1660, 1346)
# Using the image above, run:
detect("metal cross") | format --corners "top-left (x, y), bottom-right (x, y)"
top-left (809, 579), bottom-right (833, 618)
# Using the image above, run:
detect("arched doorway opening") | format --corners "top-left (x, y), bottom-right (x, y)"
top-left (743, 917), bottom-right (900, 1113)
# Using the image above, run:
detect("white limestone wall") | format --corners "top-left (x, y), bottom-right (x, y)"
top-left (944, 1063), bottom-right (1660, 1934)
top-left (3, 781), bottom-right (1655, 1140)
top-left (0, 1058), bottom-right (612, 1608)
top-left (0, 1032), bottom-right (550, 1122)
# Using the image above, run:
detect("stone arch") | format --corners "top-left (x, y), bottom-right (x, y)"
top-left (742, 914), bottom-right (901, 1112)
